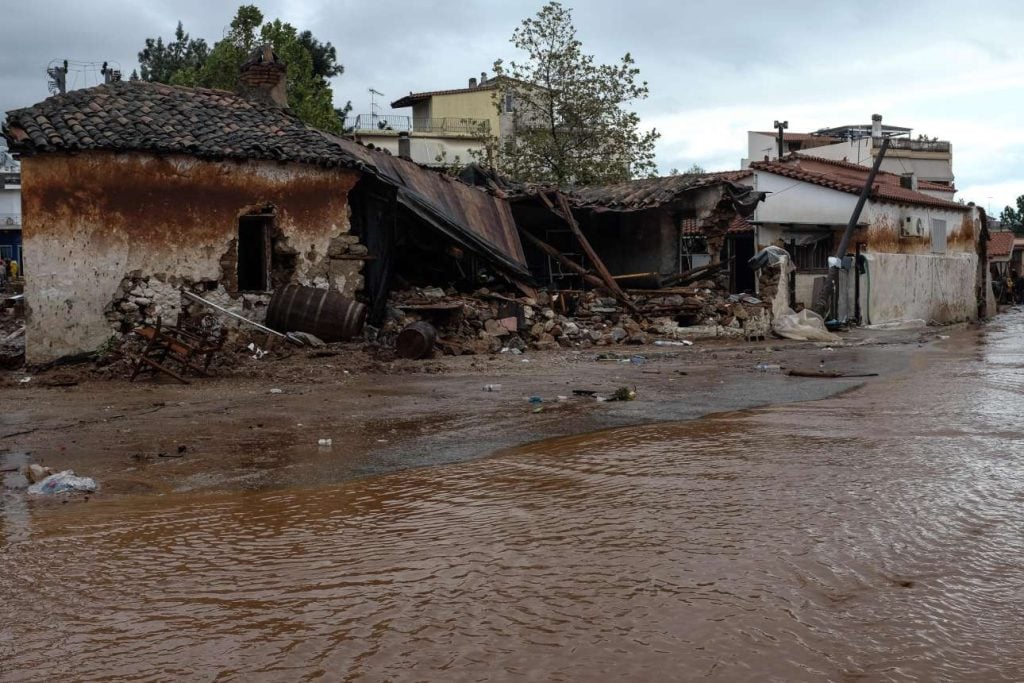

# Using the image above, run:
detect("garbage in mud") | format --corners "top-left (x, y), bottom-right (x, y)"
top-left (317, 438), bottom-right (333, 447)
top-left (608, 386), bottom-right (637, 402)
top-left (528, 396), bottom-right (544, 413)
top-left (27, 470), bottom-right (97, 495)
top-left (483, 384), bottom-right (503, 392)
top-left (26, 464), bottom-right (54, 483)
top-left (247, 343), bottom-right (268, 360)
top-left (269, 388), bottom-right (283, 394)
top-left (653, 340), bottom-right (693, 347)
top-left (755, 364), bottom-right (782, 373)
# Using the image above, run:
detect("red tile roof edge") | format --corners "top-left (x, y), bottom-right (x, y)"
top-left (750, 156), bottom-right (967, 211)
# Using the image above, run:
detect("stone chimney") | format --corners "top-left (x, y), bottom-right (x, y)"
top-left (468, 76), bottom-right (478, 88)
top-left (480, 71), bottom-right (487, 85)
top-left (871, 113), bottom-right (882, 139)
top-left (238, 44), bottom-right (288, 108)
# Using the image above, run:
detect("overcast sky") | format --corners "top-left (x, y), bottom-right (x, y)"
top-left (3, 0), bottom-right (1023, 211)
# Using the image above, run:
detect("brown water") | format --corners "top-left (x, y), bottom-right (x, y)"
top-left (3, 315), bottom-right (1024, 681)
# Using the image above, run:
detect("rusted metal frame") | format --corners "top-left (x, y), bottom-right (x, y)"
top-left (516, 225), bottom-right (607, 290)
top-left (544, 192), bottom-right (637, 312)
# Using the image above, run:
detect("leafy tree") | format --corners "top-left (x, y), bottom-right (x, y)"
top-left (489, 1), bottom-right (659, 185)
top-left (138, 21), bottom-right (209, 84)
top-left (669, 163), bottom-right (706, 176)
top-left (999, 195), bottom-right (1024, 234)
top-left (137, 6), bottom-right (346, 133)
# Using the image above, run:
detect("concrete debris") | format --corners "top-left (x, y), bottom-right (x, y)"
top-left (377, 282), bottom-right (769, 357)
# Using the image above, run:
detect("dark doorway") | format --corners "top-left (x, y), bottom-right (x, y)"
top-left (238, 214), bottom-right (272, 291)
top-left (729, 233), bottom-right (756, 293)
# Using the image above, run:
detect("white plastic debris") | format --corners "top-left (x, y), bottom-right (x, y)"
top-left (773, 308), bottom-right (839, 342)
top-left (27, 470), bottom-right (97, 495)
top-left (483, 384), bottom-right (503, 392)
top-left (317, 438), bottom-right (332, 447)
top-left (269, 388), bottom-right (283, 394)
top-left (653, 340), bottom-right (693, 347)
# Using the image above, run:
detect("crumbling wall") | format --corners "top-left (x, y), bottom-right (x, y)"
top-left (20, 151), bottom-right (360, 363)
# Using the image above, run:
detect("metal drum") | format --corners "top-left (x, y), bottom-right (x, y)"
top-left (265, 285), bottom-right (367, 342)
top-left (395, 321), bottom-right (437, 359)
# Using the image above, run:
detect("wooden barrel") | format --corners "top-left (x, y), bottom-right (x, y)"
top-left (265, 285), bottom-right (367, 342)
top-left (396, 321), bottom-right (437, 359)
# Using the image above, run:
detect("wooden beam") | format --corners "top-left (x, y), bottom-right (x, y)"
top-left (517, 226), bottom-right (607, 290)
top-left (550, 192), bottom-right (637, 312)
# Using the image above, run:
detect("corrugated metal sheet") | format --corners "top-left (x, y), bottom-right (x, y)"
top-left (322, 133), bottom-right (529, 278)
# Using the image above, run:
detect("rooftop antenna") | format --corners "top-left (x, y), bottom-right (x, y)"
top-left (368, 87), bottom-right (384, 123)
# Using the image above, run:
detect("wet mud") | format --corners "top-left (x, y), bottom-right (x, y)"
top-left (3, 319), bottom-right (1022, 680)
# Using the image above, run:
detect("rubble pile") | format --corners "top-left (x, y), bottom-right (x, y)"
top-left (376, 282), bottom-right (770, 356)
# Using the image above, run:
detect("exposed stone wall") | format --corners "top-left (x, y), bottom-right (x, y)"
top-left (21, 151), bottom-right (361, 362)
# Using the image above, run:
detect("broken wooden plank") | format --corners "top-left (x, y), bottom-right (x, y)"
top-left (550, 192), bottom-right (638, 312)
top-left (517, 226), bottom-right (608, 290)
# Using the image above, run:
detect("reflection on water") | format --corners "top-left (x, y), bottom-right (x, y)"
top-left (3, 313), bottom-right (1024, 681)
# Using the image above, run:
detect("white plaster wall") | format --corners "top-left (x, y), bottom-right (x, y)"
top-left (355, 132), bottom-right (483, 167)
top-left (753, 172), bottom-right (859, 225)
top-left (861, 252), bottom-right (978, 324)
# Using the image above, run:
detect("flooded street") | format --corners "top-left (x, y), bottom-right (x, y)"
top-left (3, 315), bottom-right (1024, 681)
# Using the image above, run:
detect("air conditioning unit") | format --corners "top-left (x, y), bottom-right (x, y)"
top-left (900, 216), bottom-right (924, 237)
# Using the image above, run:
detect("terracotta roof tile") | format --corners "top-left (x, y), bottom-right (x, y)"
top-left (4, 81), bottom-right (355, 168)
top-left (989, 231), bottom-right (1016, 258)
top-left (750, 155), bottom-right (966, 211)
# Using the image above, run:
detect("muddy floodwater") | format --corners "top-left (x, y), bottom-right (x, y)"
top-left (3, 315), bottom-right (1024, 681)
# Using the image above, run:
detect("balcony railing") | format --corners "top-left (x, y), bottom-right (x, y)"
top-left (875, 138), bottom-right (951, 153)
top-left (346, 114), bottom-right (490, 136)
top-left (0, 214), bottom-right (21, 227)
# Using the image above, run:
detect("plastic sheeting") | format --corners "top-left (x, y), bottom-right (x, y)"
top-left (773, 307), bottom-right (839, 342)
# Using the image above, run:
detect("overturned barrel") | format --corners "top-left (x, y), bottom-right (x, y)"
top-left (396, 321), bottom-right (437, 359)
top-left (265, 284), bottom-right (367, 343)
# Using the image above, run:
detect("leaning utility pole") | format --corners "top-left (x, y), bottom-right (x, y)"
top-left (773, 119), bottom-right (788, 158)
top-left (816, 134), bottom-right (892, 320)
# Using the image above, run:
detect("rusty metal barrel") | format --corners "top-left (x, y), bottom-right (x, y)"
top-left (265, 284), bottom-right (367, 343)
top-left (396, 321), bottom-right (437, 359)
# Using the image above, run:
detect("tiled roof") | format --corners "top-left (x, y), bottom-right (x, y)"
top-left (391, 82), bottom-right (499, 109)
top-left (988, 231), bottom-right (1016, 259)
top-left (750, 155), bottom-right (967, 211)
top-left (570, 171), bottom-right (754, 210)
top-left (4, 81), bottom-right (354, 168)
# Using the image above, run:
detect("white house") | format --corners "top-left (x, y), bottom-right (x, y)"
top-left (743, 154), bottom-right (982, 324)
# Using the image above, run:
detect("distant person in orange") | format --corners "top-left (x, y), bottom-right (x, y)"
top-left (8, 259), bottom-right (17, 279)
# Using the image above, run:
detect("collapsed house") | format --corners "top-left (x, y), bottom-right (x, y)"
top-left (3, 47), bottom-right (531, 364)
top-left (461, 166), bottom-right (764, 293)
top-left (745, 155), bottom-right (985, 324)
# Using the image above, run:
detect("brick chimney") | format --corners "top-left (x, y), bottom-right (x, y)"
top-left (238, 44), bottom-right (288, 108)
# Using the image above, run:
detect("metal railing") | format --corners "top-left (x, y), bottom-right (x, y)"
top-left (0, 214), bottom-right (21, 227)
top-left (877, 138), bottom-right (951, 153)
top-left (346, 114), bottom-right (490, 136)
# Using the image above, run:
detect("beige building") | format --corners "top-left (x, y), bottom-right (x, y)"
top-left (346, 73), bottom-right (514, 168)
